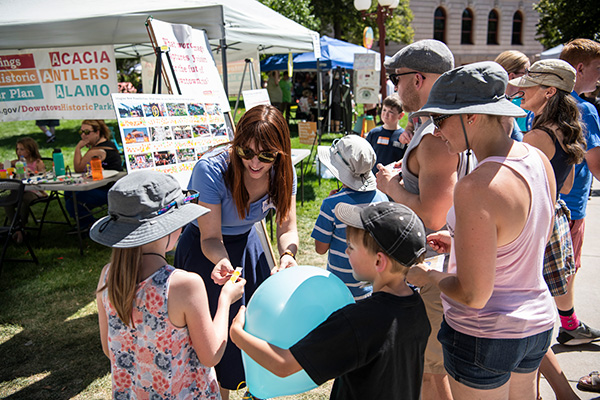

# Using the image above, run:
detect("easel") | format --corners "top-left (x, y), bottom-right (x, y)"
top-left (146, 18), bottom-right (180, 95)
top-left (233, 58), bottom-right (258, 118)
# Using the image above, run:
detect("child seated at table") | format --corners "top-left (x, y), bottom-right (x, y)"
top-left (3, 137), bottom-right (46, 243)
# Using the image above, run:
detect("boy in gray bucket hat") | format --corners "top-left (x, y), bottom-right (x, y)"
top-left (407, 61), bottom-right (557, 398)
top-left (312, 135), bottom-right (388, 299)
top-left (378, 39), bottom-right (462, 400)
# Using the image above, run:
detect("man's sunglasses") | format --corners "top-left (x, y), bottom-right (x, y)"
top-left (79, 129), bottom-right (95, 135)
top-left (235, 146), bottom-right (279, 163)
top-left (389, 71), bottom-right (425, 86)
top-left (430, 114), bottom-right (452, 129)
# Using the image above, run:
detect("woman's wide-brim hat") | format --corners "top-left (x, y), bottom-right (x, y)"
top-left (412, 61), bottom-right (527, 119)
top-left (90, 170), bottom-right (209, 248)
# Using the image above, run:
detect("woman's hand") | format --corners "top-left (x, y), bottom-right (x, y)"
top-left (427, 231), bottom-right (452, 254)
top-left (211, 259), bottom-right (235, 285)
top-left (406, 263), bottom-right (432, 287)
top-left (272, 253), bottom-right (298, 274)
top-left (76, 138), bottom-right (90, 150)
top-left (221, 277), bottom-right (246, 305)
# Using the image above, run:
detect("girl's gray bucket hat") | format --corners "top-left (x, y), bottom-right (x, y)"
top-left (90, 170), bottom-right (209, 248)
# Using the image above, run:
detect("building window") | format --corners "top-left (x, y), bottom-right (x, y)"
top-left (487, 9), bottom-right (499, 45)
top-left (461, 8), bottom-right (474, 45)
top-left (512, 11), bottom-right (523, 45)
top-left (434, 7), bottom-right (446, 43)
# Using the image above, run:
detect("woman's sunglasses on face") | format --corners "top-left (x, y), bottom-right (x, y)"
top-left (79, 128), bottom-right (96, 135)
top-left (235, 146), bottom-right (279, 163)
top-left (430, 114), bottom-right (452, 130)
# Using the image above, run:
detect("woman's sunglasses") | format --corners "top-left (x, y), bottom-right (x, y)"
top-left (79, 128), bottom-right (95, 135)
top-left (430, 114), bottom-right (452, 129)
top-left (235, 146), bottom-right (279, 163)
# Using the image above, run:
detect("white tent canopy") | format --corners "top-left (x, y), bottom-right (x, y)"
top-left (0, 0), bottom-right (317, 60)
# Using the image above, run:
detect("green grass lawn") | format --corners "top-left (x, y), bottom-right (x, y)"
top-left (0, 118), bottom-right (348, 399)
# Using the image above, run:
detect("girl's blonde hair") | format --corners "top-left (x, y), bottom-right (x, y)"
top-left (97, 247), bottom-right (143, 327)
top-left (16, 137), bottom-right (42, 162)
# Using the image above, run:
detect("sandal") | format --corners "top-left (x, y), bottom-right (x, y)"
top-left (577, 371), bottom-right (600, 393)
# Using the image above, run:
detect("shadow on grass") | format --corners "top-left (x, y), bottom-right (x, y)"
top-left (0, 313), bottom-right (109, 400)
top-left (1, 197), bottom-right (112, 398)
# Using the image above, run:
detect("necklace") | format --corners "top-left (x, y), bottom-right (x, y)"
top-left (142, 252), bottom-right (169, 265)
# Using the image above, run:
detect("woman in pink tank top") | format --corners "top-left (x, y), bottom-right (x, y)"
top-left (406, 62), bottom-right (557, 399)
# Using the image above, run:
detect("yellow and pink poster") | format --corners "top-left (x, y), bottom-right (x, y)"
top-left (0, 45), bottom-right (118, 121)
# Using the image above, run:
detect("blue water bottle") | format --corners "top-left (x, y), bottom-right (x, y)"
top-left (52, 148), bottom-right (66, 176)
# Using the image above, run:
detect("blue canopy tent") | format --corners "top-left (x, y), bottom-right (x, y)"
top-left (260, 35), bottom-right (380, 71)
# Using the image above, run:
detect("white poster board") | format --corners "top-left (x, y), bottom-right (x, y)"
top-left (112, 93), bottom-right (230, 188)
top-left (150, 18), bottom-right (230, 112)
top-left (0, 45), bottom-right (118, 121)
top-left (242, 89), bottom-right (271, 111)
top-left (354, 53), bottom-right (379, 105)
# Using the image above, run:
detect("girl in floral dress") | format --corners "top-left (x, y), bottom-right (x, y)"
top-left (91, 171), bottom-right (245, 399)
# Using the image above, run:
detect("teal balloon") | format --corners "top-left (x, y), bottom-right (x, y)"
top-left (242, 265), bottom-right (355, 398)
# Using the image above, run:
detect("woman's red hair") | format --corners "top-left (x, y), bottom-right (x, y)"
top-left (225, 105), bottom-right (294, 223)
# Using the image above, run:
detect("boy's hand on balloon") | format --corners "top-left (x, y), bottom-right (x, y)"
top-left (211, 259), bottom-right (234, 285)
top-left (222, 277), bottom-right (246, 304)
top-left (231, 305), bottom-right (247, 335)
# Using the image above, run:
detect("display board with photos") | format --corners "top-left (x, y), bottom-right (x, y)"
top-left (112, 93), bottom-right (231, 188)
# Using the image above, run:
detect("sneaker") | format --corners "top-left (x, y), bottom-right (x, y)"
top-left (46, 135), bottom-right (56, 143)
top-left (556, 322), bottom-right (600, 346)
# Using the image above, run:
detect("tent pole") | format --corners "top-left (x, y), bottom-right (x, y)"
top-left (317, 59), bottom-right (322, 186)
top-left (220, 39), bottom-right (229, 97)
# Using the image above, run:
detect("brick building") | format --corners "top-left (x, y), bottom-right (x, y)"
top-left (385, 0), bottom-right (543, 65)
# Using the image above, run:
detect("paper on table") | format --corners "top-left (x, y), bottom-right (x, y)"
top-left (424, 254), bottom-right (446, 272)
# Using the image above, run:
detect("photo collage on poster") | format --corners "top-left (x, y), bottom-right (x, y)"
top-left (112, 94), bottom-right (230, 180)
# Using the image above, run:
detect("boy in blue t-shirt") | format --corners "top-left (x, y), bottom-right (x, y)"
top-left (312, 135), bottom-right (388, 299)
top-left (365, 94), bottom-right (405, 173)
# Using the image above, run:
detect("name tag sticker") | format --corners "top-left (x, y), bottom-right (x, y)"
top-left (377, 136), bottom-right (389, 145)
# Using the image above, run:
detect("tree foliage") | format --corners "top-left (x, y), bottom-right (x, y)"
top-left (259, 0), bottom-right (413, 47)
top-left (259, 0), bottom-right (320, 31)
top-left (534, 0), bottom-right (600, 48)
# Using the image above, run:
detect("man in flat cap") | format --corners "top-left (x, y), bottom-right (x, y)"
top-left (376, 39), bottom-right (460, 400)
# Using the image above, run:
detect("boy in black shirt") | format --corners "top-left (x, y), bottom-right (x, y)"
top-left (230, 202), bottom-right (431, 400)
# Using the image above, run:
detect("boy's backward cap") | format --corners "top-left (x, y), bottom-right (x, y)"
top-left (335, 202), bottom-right (426, 266)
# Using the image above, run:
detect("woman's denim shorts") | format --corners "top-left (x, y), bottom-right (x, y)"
top-left (438, 319), bottom-right (552, 390)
